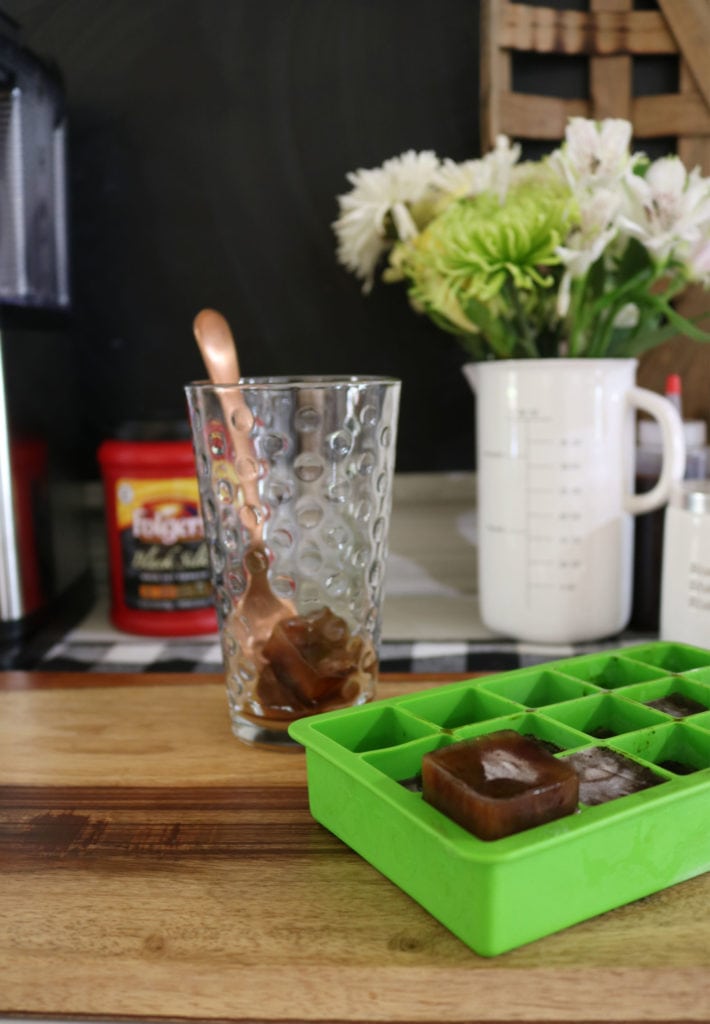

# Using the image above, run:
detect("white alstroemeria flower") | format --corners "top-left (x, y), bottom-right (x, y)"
top-left (619, 157), bottom-right (710, 263)
top-left (551, 117), bottom-right (635, 191)
top-left (555, 188), bottom-right (621, 315)
top-left (333, 150), bottom-right (441, 291)
top-left (688, 237), bottom-right (710, 283)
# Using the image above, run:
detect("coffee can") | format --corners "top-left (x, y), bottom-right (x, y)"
top-left (98, 422), bottom-right (218, 636)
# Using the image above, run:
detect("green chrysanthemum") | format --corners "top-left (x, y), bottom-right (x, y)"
top-left (398, 173), bottom-right (576, 357)
top-left (336, 124), bottom-right (710, 359)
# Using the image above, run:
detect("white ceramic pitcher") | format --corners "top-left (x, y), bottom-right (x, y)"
top-left (463, 359), bottom-right (686, 644)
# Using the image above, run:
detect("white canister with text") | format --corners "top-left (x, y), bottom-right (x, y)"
top-left (661, 481), bottom-right (710, 647)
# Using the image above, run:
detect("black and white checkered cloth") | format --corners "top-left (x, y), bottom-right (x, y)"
top-left (22, 633), bottom-right (658, 675)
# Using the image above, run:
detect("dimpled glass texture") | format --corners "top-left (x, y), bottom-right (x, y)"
top-left (185, 376), bottom-right (400, 747)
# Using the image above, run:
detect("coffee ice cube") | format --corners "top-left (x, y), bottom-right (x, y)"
top-left (257, 606), bottom-right (376, 715)
top-left (422, 730), bottom-right (579, 841)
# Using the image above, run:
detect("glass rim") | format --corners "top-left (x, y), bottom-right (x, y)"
top-left (185, 374), bottom-right (401, 392)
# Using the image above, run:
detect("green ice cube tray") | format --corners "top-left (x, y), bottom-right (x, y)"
top-left (288, 642), bottom-right (710, 957)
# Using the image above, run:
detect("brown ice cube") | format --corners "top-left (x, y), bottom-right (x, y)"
top-left (422, 730), bottom-right (579, 841)
top-left (253, 663), bottom-right (313, 719)
top-left (257, 606), bottom-right (375, 713)
top-left (262, 618), bottom-right (328, 703)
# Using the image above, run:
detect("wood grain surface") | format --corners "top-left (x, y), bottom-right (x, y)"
top-left (1, 672), bottom-right (709, 1023)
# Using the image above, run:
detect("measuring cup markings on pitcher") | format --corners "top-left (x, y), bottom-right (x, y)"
top-left (483, 406), bottom-right (589, 608)
top-left (465, 359), bottom-right (685, 644)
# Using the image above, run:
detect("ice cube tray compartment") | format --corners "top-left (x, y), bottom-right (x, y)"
top-left (618, 641), bottom-right (710, 673)
top-left (548, 651), bottom-right (670, 687)
top-left (397, 685), bottom-right (522, 729)
top-left (443, 708), bottom-right (588, 752)
top-left (289, 642), bottom-right (710, 957)
top-left (563, 744), bottom-right (670, 805)
top-left (613, 675), bottom-right (710, 718)
top-left (542, 691), bottom-right (670, 738)
top-left (476, 667), bottom-right (598, 706)
top-left (610, 720), bottom-right (710, 776)
top-left (308, 703), bottom-right (439, 752)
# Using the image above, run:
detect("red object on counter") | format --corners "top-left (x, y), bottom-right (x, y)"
top-left (11, 436), bottom-right (50, 614)
top-left (98, 438), bottom-right (218, 636)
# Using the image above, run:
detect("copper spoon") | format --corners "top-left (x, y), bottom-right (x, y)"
top-left (192, 308), bottom-right (296, 654)
top-left (193, 307), bottom-right (241, 385)
top-left (193, 308), bottom-right (266, 521)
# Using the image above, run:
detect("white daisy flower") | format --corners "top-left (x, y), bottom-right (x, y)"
top-left (433, 157), bottom-right (491, 199)
top-left (333, 150), bottom-right (441, 291)
top-left (485, 135), bottom-right (523, 200)
top-left (432, 137), bottom-right (521, 204)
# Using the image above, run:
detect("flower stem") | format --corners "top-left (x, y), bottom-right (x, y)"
top-left (507, 281), bottom-right (540, 357)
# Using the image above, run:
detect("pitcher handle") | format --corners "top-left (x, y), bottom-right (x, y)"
top-left (625, 387), bottom-right (686, 515)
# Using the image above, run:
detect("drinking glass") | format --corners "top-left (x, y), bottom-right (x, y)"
top-left (185, 375), bottom-right (400, 747)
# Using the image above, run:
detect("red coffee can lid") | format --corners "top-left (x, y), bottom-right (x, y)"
top-left (98, 438), bottom-right (196, 471)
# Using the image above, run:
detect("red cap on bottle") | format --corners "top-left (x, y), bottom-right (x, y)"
top-left (665, 373), bottom-right (682, 398)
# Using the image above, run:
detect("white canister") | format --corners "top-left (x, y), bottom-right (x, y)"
top-left (660, 481), bottom-right (710, 647)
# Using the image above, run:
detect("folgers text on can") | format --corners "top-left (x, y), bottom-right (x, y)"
top-left (99, 436), bottom-right (218, 636)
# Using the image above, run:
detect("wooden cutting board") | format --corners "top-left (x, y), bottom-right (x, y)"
top-left (1, 671), bottom-right (709, 1022)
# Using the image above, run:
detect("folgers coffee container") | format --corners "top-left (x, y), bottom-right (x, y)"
top-left (98, 423), bottom-right (218, 635)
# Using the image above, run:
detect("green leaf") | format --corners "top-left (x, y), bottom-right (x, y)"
top-left (649, 298), bottom-right (710, 343)
top-left (584, 254), bottom-right (607, 304)
top-left (456, 333), bottom-right (490, 361)
top-left (615, 237), bottom-right (654, 280)
top-left (461, 295), bottom-right (521, 357)
top-left (417, 303), bottom-right (473, 339)
top-left (618, 323), bottom-right (680, 357)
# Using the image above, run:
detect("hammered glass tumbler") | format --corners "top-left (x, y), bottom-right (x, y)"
top-left (185, 376), bottom-right (400, 747)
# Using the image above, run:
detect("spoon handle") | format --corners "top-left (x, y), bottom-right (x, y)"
top-left (192, 308), bottom-right (262, 539)
top-left (193, 308), bottom-right (241, 383)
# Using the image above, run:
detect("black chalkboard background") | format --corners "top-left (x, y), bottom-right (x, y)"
top-left (2, 0), bottom-right (483, 474)
top-left (4, 0), bottom-right (677, 476)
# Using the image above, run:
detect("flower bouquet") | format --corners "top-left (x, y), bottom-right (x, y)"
top-left (333, 118), bottom-right (710, 359)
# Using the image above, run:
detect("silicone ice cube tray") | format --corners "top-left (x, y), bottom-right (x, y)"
top-left (288, 642), bottom-right (710, 956)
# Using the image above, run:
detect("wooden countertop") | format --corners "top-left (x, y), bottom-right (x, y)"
top-left (1, 671), bottom-right (709, 1023)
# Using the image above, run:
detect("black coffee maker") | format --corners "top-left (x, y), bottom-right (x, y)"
top-left (0, 12), bottom-right (92, 645)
